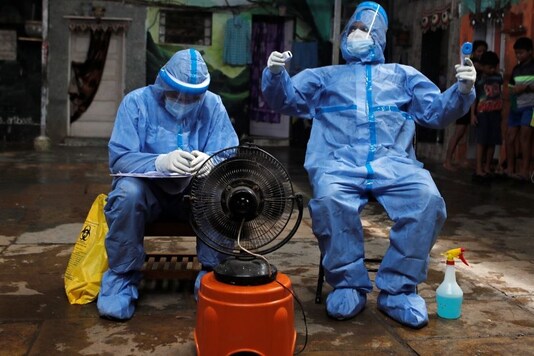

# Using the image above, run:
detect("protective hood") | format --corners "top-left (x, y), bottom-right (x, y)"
top-left (341, 1), bottom-right (388, 64)
top-left (152, 48), bottom-right (210, 121)
top-left (153, 48), bottom-right (211, 95)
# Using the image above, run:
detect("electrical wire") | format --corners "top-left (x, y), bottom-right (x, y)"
top-left (236, 218), bottom-right (273, 277)
top-left (275, 279), bottom-right (308, 355)
top-left (236, 217), bottom-right (308, 354)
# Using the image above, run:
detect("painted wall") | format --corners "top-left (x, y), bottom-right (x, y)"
top-left (391, 0), bottom-right (462, 160)
top-left (0, 0), bottom-right (42, 142)
top-left (47, 0), bottom-right (146, 143)
top-left (147, 7), bottom-right (251, 80)
top-left (498, 1), bottom-right (533, 98)
top-left (146, 6), bottom-right (316, 139)
top-left (2, 1), bottom-right (323, 144)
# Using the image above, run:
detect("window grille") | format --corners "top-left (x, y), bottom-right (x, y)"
top-left (159, 11), bottom-right (212, 46)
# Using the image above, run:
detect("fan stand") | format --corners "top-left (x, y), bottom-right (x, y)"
top-left (195, 270), bottom-right (296, 356)
top-left (196, 225), bottom-right (296, 355)
top-left (196, 252), bottom-right (296, 355)
top-left (190, 145), bottom-right (303, 355)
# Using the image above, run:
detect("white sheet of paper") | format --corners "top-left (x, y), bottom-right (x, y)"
top-left (110, 171), bottom-right (191, 178)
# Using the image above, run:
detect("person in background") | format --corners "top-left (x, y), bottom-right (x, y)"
top-left (97, 49), bottom-right (239, 320)
top-left (471, 51), bottom-right (503, 180)
top-left (261, 1), bottom-right (475, 329)
top-left (443, 40), bottom-right (488, 171)
top-left (472, 39), bottom-right (489, 63)
top-left (506, 37), bottom-right (534, 181)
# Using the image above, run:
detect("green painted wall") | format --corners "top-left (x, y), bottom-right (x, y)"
top-left (147, 8), bottom-right (250, 79)
top-left (145, 5), bottom-right (317, 137)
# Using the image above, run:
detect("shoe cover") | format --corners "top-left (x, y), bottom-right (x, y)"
top-left (97, 270), bottom-right (141, 321)
top-left (194, 270), bottom-right (207, 302)
top-left (377, 291), bottom-right (428, 329)
top-left (326, 288), bottom-right (367, 320)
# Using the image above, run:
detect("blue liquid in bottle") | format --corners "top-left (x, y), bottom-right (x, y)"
top-left (436, 294), bottom-right (463, 319)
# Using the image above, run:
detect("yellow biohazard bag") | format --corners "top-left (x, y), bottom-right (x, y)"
top-left (64, 193), bottom-right (109, 304)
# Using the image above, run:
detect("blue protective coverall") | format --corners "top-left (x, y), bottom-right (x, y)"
top-left (261, 2), bottom-right (475, 328)
top-left (97, 49), bottom-right (239, 320)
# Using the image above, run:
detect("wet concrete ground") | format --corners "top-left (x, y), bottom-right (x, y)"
top-left (1, 143), bottom-right (533, 355)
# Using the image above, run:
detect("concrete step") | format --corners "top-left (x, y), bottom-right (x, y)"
top-left (62, 136), bottom-right (108, 147)
top-left (242, 135), bottom-right (289, 147)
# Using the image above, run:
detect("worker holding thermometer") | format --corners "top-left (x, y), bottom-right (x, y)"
top-left (262, 1), bottom-right (476, 328)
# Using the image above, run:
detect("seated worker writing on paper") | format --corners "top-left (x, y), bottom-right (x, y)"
top-left (97, 49), bottom-right (239, 320)
top-left (261, 2), bottom-right (476, 328)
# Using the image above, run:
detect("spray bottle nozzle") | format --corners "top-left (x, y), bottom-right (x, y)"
top-left (443, 247), bottom-right (469, 266)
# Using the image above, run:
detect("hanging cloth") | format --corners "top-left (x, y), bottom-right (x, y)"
top-left (68, 29), bottom-right (112, 123)
top-left (289, 41), bottom-right (319, 75)
top-left (223, 15), bottom-right (251, 66)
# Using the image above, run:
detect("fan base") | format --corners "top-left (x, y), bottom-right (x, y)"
top-left (195, 271), bottom-right (296, 355)
top-left (214, 257), bottom-right (277, 285)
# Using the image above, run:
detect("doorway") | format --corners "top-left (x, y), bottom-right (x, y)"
top-left (68, 30), bottom-right (124, 138)
top-left (248, 15), bottom-right (294, 139)
top-left (419, 28), bottom-right (448, 143)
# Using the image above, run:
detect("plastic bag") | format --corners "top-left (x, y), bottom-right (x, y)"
top-left (64, 193), bottom-right (109, 304)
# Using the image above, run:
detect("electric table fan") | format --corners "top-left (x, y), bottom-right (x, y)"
top-left (188, 144), bottom-right (303, 356)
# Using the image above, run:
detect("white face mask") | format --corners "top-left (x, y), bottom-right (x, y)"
top-left (346, 39), bottom-right (374, 58)
top-left (348, 29), bottom-right (369, 41)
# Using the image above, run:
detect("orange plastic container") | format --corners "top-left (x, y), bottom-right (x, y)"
top-left (195, 271), bottom-right (296, 356)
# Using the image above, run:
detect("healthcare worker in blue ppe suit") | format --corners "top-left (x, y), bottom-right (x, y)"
top-left (262, 2), bottom-right (476, 328)
top-left (97, 48), bottom-right (239, 320)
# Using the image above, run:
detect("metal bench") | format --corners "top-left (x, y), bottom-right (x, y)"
top-left (142, 221), bottom-right (201, 282)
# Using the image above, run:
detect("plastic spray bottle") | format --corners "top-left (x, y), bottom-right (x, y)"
top-left (436, 247), bottom-right (469, 319)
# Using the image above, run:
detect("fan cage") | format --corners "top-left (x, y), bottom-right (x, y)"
top-left (190, 145), bottom-right (299, 256)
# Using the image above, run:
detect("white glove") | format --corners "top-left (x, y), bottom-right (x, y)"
top-left (190, 150), bottom-right (212, 177)
top-left (155, 150), bottom-right (195, 174)
top-left (267, 51), bottom-right (290, 74)
top-left (455, 57), bottom-right (476, 94)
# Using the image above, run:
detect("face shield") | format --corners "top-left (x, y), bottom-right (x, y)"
top-left (155, 48), bottom-right (210, 119)
top-left (340, 1), bottom-right (388, 64)
top-left (347, 22), bottom-right (370, 40)
top-left (163, 90), bottom-right (204, 118)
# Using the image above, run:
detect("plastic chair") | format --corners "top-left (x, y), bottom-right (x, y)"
top-left (315, 253), bottom-right (382, 304)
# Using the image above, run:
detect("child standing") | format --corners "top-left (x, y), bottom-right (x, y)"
top-left (506, 37), bottom-right (534, 181)
top-left (472, 51), bottom-right (503, 180)
top-left (443, 40), bottom-right (488, 171)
